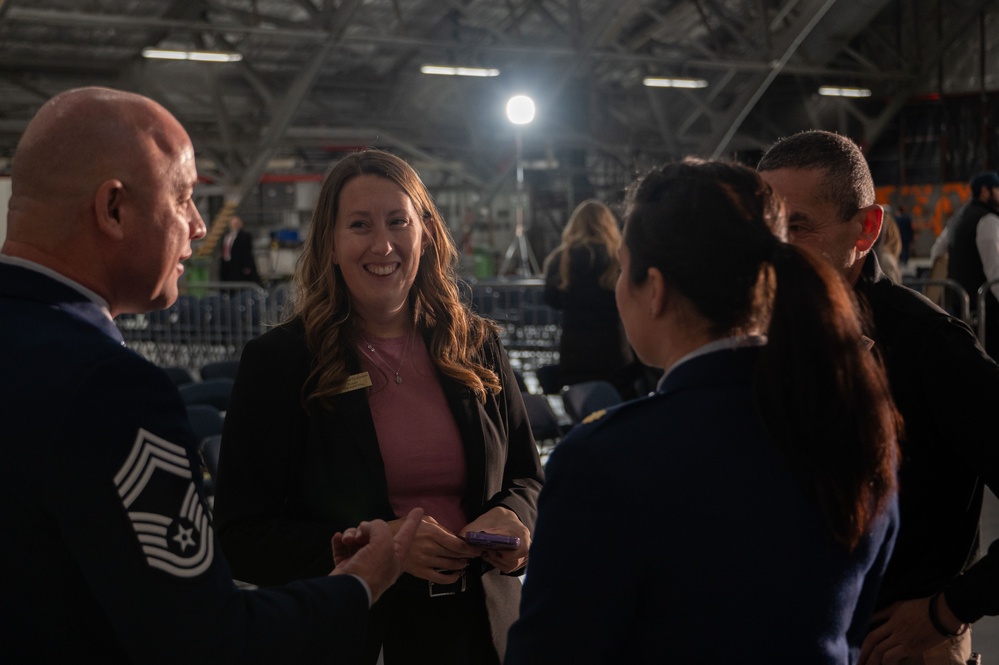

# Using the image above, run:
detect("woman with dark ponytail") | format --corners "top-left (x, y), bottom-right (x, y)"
top-left (507, 158), bottom-right (900, 665)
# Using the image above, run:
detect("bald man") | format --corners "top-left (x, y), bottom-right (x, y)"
top-left (0, 87), bottom-right (420, 663)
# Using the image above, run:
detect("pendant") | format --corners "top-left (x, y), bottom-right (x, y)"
top-left (395, 374), bottom-right (403, 384)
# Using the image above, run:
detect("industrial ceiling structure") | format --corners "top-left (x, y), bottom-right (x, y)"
top-left (1, 0), bottom-right (997, 229)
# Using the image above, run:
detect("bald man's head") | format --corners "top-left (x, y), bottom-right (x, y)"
top-left (11, 88), bottom-right (187, 225)
top-left (5, 87), bottom-right (206, 315)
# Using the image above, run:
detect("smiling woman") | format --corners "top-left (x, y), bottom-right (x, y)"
top-left (212, 149), bottom-right (544, 665)
top-left (331, 174), bottom-right (427, 333)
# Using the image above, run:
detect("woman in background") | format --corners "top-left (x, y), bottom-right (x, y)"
top-left (507, 159), bottom-right (900, 665)
top-left (543, 199), bottom-right (634, 395)
top-left (214, 149), bottom-right (543, 665)
top-left (875, 211), bottom-right (903, 282)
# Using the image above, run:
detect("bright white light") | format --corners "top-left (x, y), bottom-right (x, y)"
top-left (643, 77), bottom-right (708, 89)
top-left (818, 86), bottom-right (872, 98)
top-left (142, 48), bottom-right (243, 63)
top-left (506, 95), bottom-right (536, 125)
top-left (420, 65), bottom-right (500, 77)
top-left (142, 48), bottom-right (187, 60)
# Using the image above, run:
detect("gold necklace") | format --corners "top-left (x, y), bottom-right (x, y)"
top-left (361, 330), bottom-right (413, 384)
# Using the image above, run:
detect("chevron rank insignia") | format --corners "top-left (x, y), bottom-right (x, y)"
top-left (114, 428), bottom-right (214, 578)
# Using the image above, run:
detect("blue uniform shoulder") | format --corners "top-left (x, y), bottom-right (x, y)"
top-left (558, 392), bottom-right (660, 447)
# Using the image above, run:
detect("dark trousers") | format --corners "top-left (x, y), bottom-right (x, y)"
top-left (367, 570), bottom-right (500, 665)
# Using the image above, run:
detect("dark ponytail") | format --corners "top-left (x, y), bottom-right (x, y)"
top-left (758, 242), bottom-right (899, 550)
top-left (624, 158), bottom-right (899, 551)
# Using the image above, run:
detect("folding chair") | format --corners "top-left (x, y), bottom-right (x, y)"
top-left (535, 364), bottom-right (563, 395)
top-left (521, 392), bottom-right (564, 457)
top-left (162, 365), bottom-right (196, 387)
top-left (179, 378), bottom-right (235, 412)
top-left (561, 380), bottom-right (622, 424)
top-left (200, 359), bottom-right (240, 381)
top-left (184, 404), bottom-right (225, 442)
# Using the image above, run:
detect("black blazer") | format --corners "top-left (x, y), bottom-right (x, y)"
top-left (213, 317), bottom-right (543, 652)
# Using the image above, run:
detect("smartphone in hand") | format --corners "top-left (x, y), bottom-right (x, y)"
top-left (463, 531), bottom-right (521, 550)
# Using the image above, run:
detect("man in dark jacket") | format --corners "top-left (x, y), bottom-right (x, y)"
top-left (759, 130), bottom-right (999, 665)
top-left (220, 214), bottom-right (261, 284)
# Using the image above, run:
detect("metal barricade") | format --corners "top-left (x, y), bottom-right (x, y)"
top-left (116, 278), bottom-right (562, 374)
top-left (901, 278), bottom-right (973, 326)
top-left (977, 279), bottom-right (999, 348)
top-left (116, 282), bottom-right (270, 370)
top-left (461, 278), bottom-right (561, 366)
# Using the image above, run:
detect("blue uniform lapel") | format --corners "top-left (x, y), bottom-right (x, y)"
top-left (0, 262), bottom-right (125, 344)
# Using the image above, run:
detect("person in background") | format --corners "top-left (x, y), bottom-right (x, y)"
top-left (506, 158), bottom-right (900, 664)
top-left (875, 211), bottom-right (903, 283)
top-left (220, 214), bottom-right (261, 284)
top-left (895, 205), bottom-right (914, 265)
top-left (927, 198), bottom-right (970, 309)
top-left (948, 171), bottom-right (999, 360)
top-left (542, 199), bottom-right (634, 396)
top-left (0, 86), bottom-right (420, 663)
top-left (759, 129), bottom-right (999, 665)
top-left (213, 149), bottom-right (543, 665)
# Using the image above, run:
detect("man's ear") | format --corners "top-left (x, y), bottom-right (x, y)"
top-left (854, 204), bottom-right (883, 253)
top-left (94, 179), bottom-right (126, 241)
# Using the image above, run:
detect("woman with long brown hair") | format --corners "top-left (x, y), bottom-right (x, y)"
top-left (508, 159), bottom-right (900, 664)
top-left (542, 199), bottom-right (634, 394)
top-left (214, 149), bottom-right (543, 665)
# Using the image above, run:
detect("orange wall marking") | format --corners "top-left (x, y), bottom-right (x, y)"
top-left (876, 183), bottom-right (970, 235)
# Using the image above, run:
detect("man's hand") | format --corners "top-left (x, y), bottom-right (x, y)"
top-left (859, 596), bottom-right (954, 665)
top-left (330, 507), bottom-right (422, 603)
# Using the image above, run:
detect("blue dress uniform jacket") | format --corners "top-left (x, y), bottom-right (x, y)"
top-left (506, 346), bottom-right (899, 665)
top-left (212, 318), bottom-right (543, 663)
top-left (0, 262), bottom-right (370, 664)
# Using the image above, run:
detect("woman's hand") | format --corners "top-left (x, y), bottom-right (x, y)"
top-left (388, 514), bottom-right (478, 584)
top-left (461, 506), bottom-right (531, 574)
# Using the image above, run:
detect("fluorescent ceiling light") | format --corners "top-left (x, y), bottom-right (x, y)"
top-left (643, 77), bottom-right (708, 89)
top-left (142, 47), bottom-right (243, 63)
top-left (819, 86), bottom-right (871, 98)
top-left (420, 65), bottom-right (500, 77)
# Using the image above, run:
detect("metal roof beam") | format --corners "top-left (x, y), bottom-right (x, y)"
top-left (702, 0), bottom-right (840, 158)
top-left (229, 0), bottom-right (362, 203)
top-left (864, 0), bottom-right (995, 147)
top-left (194, 0), bottom-right (363, 257)
top-left (3, 6), bottom-right (912, 81)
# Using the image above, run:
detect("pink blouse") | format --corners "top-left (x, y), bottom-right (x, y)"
top-left (358, 332), bottom-right (469, 534)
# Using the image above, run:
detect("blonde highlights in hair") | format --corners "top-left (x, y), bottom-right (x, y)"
top-left (547, 199), bottom-right (622, 291)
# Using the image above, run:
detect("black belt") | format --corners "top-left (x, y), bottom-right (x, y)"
top-left (428, 571), bottom-right (467, 597)
top-left (394, 562), bottom-right (483, 598)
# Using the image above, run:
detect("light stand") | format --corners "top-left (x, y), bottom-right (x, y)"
top-left (499, 95), bottom-right (540, 277)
